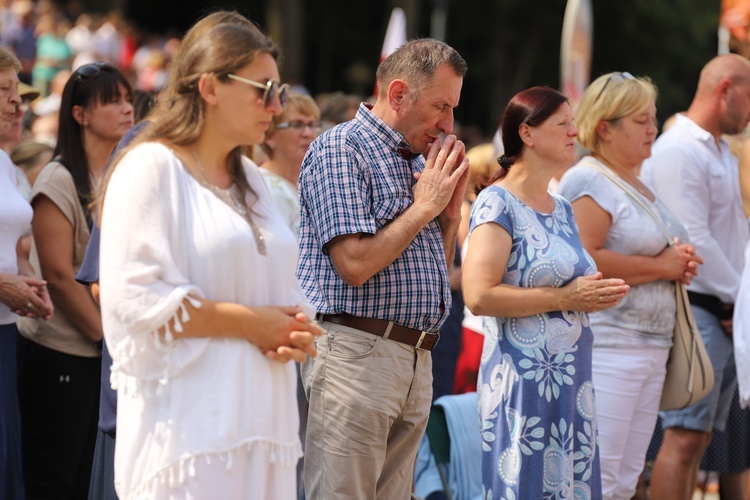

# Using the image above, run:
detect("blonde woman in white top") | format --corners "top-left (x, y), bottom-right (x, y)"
top-left (259, 93), bottom-right (321, 235)
top-left (557, 72), bottom-right (702, 500)
top-left (99, 24), bottom-right (322, 499)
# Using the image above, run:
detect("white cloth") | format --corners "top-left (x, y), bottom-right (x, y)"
top-left (259, 168), bottom-right (300, 236)
top-left (460, 237), bottom-right (483, 334)
top-left (100, 142), bottom-right (307, 499)
top-left (14, 166), bottom-right (31, 200)
top-left (0, 151), bottom-right (32, 324)
top-left (32, 93), bottom-right (61, 117)
top-left (592, 346), bottom-right (669, 500)
top-left (640, 114), bottom-right (748, 304)
top-left (557, 157), bottom-right (689, 349)
top-left (734, 242), bottom-right (750, 407)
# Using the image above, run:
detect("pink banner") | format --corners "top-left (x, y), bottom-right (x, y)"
top-left (560, 0), bottom-right (593, 112)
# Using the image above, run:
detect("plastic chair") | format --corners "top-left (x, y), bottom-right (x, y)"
top-left (425, 404), bottom-right (452, 500)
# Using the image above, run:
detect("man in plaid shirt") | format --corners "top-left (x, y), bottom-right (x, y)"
top-left (297, 38), bottom-right (469, 499)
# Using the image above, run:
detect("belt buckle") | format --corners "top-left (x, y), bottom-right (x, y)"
top-left (415, 331), bottom-right (428, 350)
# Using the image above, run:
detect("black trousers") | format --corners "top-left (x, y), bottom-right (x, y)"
top-left (17, 334), bottom-right (100, 500)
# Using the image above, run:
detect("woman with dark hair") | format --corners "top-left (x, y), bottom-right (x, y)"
top-left (98, 23), bottom-right (321, 498)
top-left (16, 62), bottom-right (133, 499)
top-left (462, 86), bottom-right (629, 498)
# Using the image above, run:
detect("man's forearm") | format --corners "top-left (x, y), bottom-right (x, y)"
top-left (438, 212), bottom-right (460, 270)
top-left (328, 202), bottom-right (436, 287)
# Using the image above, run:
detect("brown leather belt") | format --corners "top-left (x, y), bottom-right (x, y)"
top-left (317, 313), bottom-right (439, 351)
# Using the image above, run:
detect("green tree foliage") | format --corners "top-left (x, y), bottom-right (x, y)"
top-left (447, 0), bottom-right (720, 134)
top-left (124, 0), bottom-right (720, 138)
top-left (589, 0), bottom-right (719, 126)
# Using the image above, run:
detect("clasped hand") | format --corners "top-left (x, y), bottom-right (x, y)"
top-left (258, 306), bottom-right (324, 363)
top-left (0, 274), bottom-right (54, 320)
top-left (657, 238), bottom-right (703, 285)
top-left (412, 135), bottom-right (470, 221)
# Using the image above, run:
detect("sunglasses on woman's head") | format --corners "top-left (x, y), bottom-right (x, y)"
top-left (74, 62), bottom-right (110, 84)
top-left (227, 74), bottom-right (290, 109)
top-left (594, 72), bottom-right (636, 103)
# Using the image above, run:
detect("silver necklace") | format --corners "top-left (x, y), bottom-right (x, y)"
top-left (191, 146), bottom-right (267, 256)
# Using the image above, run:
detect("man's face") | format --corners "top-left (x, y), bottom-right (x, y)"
top-left (396, 64), bottom-right (462, 154)
top-left (722, 81), bottom-right (750, 135)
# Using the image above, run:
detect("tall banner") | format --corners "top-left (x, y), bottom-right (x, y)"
top-left (720, 0), bottom-right (750, 56)
top-left (374, 8), bottom-right (407, 96)
top-left (560, 0), bottom-right (593, 112)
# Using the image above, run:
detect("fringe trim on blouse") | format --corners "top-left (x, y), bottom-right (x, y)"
top-left (110, 295), bottom-right (203, 398)
top-left (124, 437), bottom-right (303, 499)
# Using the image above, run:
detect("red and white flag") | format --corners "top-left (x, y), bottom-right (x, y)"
top-left (381, 8), bottom-right (407, 62)
top-left (374, 8), bottom-right (407, 96)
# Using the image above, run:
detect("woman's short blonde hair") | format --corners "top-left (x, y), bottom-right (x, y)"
top-left (261, 93), bottom-right (321, 156)
top-left (465, 142), bottom-right (496, 190)
top-left (575, 72), bottom-right (658, 153)
top-left (269, 93), bottom-right (321, 133)
top-left (0, 47), bottom-right (21, 73)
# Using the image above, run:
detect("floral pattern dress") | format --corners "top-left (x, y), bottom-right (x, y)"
top-left (471, 186), bottom-right (601, 500)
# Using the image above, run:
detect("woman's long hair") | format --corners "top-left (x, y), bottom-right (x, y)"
top-left (100, 23), bottom-right (278, 213)
top-left (56, 63), bottom-right (132, 210)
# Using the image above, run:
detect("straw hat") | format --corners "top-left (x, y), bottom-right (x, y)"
top-left (19, 82), bottom-right (40, 101)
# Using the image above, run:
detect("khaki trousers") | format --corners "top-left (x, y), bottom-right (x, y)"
top-left (301, 320), bottom-right (433, 499)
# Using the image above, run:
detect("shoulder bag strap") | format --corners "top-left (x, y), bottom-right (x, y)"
top-left (581, 157), bottom-right (674, 247)
top-left (583, 157), bottom-right (705, 395)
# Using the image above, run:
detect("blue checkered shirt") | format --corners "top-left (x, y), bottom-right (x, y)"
top-left (296, 104), bottom-right (451, 333)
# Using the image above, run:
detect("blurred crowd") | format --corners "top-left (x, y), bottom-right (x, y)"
top-left (1, 1), bottom-right (452, 174)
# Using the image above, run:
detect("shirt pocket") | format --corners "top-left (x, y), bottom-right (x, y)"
top-left (373, 196), bottom-right (412, 228)
top-left (708, 165), bottom-right (739, 208)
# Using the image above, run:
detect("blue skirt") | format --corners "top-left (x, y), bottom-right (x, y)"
top-left (0, 323), bottom-right (24, 499)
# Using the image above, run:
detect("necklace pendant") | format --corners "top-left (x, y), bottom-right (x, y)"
top-left (191, 146), bottom-right (267, 256)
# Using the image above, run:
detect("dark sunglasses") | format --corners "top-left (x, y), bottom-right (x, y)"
top-left (227, 74), bottom-right (290, 108)
top-left (74, 62), bottom-right (110, 84)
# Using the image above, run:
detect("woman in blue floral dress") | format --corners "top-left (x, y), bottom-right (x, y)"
top-left (463, 87), bottom-right (630, 500)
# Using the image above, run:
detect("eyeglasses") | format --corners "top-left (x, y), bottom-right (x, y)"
top-left (594, 72), bottom-right (636, 102)
top-left (227, 74), bottom-right (290, 108)
top-left (276, 120), bottom-right (322, 132)
top-left (74, 62), bottom-right (110, 84)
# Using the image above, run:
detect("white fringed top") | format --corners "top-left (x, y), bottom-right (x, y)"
top-left (100, 142), bottom-right (309, 499)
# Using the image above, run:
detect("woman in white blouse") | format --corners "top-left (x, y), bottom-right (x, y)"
top-left (557, 73), bottom-right (703, 500)
top-left (0, 47), bottom-right (53, 500)
top-left (259, 92), bottom-right (321, 235)
top-left (98, 24), bottom-right (322, 499)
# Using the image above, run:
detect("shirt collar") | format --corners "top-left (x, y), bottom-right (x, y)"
top-left (355, 103), bottom-right (422, 162)
top-left (674, 114), bottom-right (727, 147)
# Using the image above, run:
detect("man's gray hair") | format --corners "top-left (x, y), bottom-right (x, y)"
top-left (375, 38), bottom-right (467, 99)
